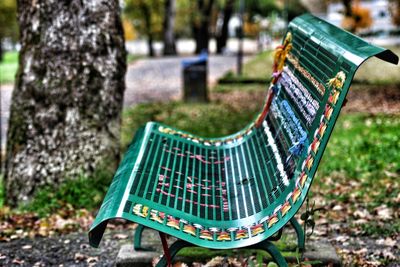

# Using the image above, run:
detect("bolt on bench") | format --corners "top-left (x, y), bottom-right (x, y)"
top-left (89, 14), bottom-right (398, 267)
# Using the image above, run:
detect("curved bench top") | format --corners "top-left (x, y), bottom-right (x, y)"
top-left (89, 14), bottom-right (398, 249)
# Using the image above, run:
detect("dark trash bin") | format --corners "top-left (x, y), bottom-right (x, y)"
top-left (182, 52), bottom-right (208, 102)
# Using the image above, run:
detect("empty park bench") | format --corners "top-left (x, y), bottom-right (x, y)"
top-left (89, 14), bottom-right (398, 267)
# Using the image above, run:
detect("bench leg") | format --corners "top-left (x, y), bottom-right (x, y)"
top-left (134, 224), bottom-right (151, 251)
top-left (155, 239), bottom-right (193, 267)
top-left (290, 217), bottom-right (305, 252)
top-left (155, 238), bottom-right (288, 267)
top-left (252, 239), bottom-right (289, 267)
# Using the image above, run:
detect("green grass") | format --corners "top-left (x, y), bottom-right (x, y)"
top-left (0, 51), bottom-right (18, 84)
top-left (315, 114), bottom-right (400, 211)
top-left (127, 53), bottom-right (142, 64)
top-left (21, 162), bottom-right (114, 217)
top-left (121, 100), bottom-right (261, 149)
top-left (242, 50), bottom-right (274, 79)
top-left (221, 50), bottom-right (274, 82)
top-left (360, 220), bottom-right (400, 236)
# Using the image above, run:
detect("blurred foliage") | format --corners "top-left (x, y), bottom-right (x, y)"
top-left (124, 0), bottom-right (307, 40)
top-left (341, 0), bottom-right (373, 33)
top-left (122, 18), bottom-right (137, 41)
top-left (0, 51), bottom-right (18, 84)
top-left (124, 0), bottom-right (164, 40)
top-left (0, 0), bottom-right (18, 43)
top-left (243, 0), bottom-right (279, 19)
top-left (390, 0), bottom-right (400, 26)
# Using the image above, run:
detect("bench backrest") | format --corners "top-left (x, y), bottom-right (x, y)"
top-left (262, 13), bottom-right (398, 210)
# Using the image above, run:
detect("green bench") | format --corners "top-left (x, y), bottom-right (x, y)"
top-left (89, 14), bottom-right (398, 266)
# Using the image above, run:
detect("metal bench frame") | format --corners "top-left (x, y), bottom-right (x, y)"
top-left (89, 14), bottom-right (398, 267)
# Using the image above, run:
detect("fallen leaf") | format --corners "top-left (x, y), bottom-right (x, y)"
top-left (332, 205), bottom-right (343, 211)
top-left (113, 233), bottom-right (128, 240)
top-left (74, 253), bottom-right (87, 261)
top-left (335, 235), bottom-right (349, 242)
top-left (375, 205), bottom-right (393, 220)
top-left (353, 209), bottom-right (372, 219)
top-left (12, 259), bottom-right (25, 265)
top-left (86, 256), bottom-right (99, 265)
top-left (381, 249), bottom-right (396, 261)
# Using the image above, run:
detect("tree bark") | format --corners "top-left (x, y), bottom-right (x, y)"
top-left (216, 0), bottom-right (234, 54)
top-left (163, 0), bottom-right (177, 55)
top-left (5, 0), bottom-right (126, 206)
top-left (192, 0), bottom-right (215, 54)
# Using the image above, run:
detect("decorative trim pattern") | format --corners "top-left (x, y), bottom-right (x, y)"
top-left (287, 54), bottom-right (326, 96)
top-left (158, 125), bottom-right (254, 146)
top-left (274, 32), bottom-right (293, 72)
top-left (280, 67), bottom-right (319, 125)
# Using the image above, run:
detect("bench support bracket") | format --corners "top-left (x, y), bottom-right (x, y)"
top-left (134, 224), bottom-right (155, 251)
top-left (155, 234), bottom-right (289, 267)
top-left (290, 217), bottom-right (305, 252)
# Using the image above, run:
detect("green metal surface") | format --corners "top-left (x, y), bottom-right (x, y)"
top-left (134, 224), bottom-right (146, 251)
top-left (289, 217), bottom-right (305, 252)
top-left (89, 13), bottom-right (398, 250)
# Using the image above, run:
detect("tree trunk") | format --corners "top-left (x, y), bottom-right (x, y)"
top-left (216, 0), bottom-right (234, 54)
top-left (163, 0), bottom-right (177, 55)
top-left (193, 0), bottom-right (214, 54)
top-left (141, 4), bottom-right (155, 57)
top-left (0, 41), bottom-right (3, 62)
top-left (5, 0), bottom-right (126, 206)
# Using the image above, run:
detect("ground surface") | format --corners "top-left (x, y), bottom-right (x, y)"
top-left (1, 84), bottom-right (399, 267)
top-left (0, 229), bottom-right (131, 266)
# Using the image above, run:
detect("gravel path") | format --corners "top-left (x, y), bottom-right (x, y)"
top-left (0, 230), bottom-right (131, 266)
top-left (124, 55), bottom-right (246, 106)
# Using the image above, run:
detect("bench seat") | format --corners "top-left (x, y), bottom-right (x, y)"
top-left (89, 14), bottom-right (398, 255)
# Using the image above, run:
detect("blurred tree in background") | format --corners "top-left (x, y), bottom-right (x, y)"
top-left (216, 0), bottom-right (235, 54)
top-left (0, 0), bottom-right (18, 60)
top-left (285, 0), bottom-right (308, 22)
top-left (5, 0), bottom-right (126, 206)
top-left (124, 0), bottom-right (163, 57)
top-left (163, 0), bottom-right (177, 55)
top-left (123, 0), bottom-right (308, 55)
top-left (191, 0), bottom-right (215, 53)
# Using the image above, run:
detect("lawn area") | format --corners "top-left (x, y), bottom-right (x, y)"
top-left (219, 50), bottom-right (273, 83)
top-left (0, 51), bottom-right (18, 84)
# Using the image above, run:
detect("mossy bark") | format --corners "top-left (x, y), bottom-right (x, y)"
top-left (5, 0), bottom-right (126, 206)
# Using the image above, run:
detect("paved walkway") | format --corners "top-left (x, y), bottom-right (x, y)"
top-left (0, 55), bottom-right (249, 148)
top-left (124, 55), bottom-right (247, 106)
